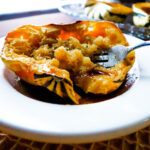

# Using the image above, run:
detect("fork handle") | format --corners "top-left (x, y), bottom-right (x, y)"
top-left (129, 42), bottom-right (150, 52)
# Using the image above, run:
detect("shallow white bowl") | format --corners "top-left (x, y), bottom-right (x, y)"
top-left (0, 35), bottom-right (150, 144)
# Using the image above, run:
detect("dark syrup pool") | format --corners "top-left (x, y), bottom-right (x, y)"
top-left (4, 65), bottom-right (139, 105)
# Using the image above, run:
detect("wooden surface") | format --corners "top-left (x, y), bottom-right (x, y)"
top-left (1, 126), bottom-right (150, 149)
top-left (0, 12), bottom-right (75, 38)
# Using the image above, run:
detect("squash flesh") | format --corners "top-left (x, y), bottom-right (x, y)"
top-left (1, 21), bottom-right (135, 104)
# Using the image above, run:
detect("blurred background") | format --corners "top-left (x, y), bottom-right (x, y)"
top-left (0, 0), bottom-right (149, 20)
top-left (0, 0), bottom-right (150, 40)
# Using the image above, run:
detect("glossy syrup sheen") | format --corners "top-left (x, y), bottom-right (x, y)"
top-left (4, 66), bottom-right (139, 105)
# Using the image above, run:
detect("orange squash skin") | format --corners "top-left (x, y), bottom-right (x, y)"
top-left (1, 21), bottom-right (135, 104)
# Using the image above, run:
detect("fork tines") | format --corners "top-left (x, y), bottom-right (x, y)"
top-left (92, 50), bottom-right (109, 64)
top-left (93, 55), bottom-right (109, 63)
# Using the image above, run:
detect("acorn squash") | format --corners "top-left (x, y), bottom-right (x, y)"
top-left (133, 2), bottom-right (150, 27)
top-left (1, 21), bottom-right (135, 104)
top-left (85, 1), bottom-right (132, 23)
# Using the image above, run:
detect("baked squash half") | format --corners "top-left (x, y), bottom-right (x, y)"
top-left (85, 1), bottom-right (132, 23)
top-left (133, 2), bottom-right (150, 27)
top-left (1, 21), bottom-right (135, 104)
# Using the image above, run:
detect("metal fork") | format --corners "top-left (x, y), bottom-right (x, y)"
top-left (92, 42), bottom-right (150, 68)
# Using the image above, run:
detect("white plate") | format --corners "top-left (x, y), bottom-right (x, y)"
top-left (0, 35), bottom-right (150, 144)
